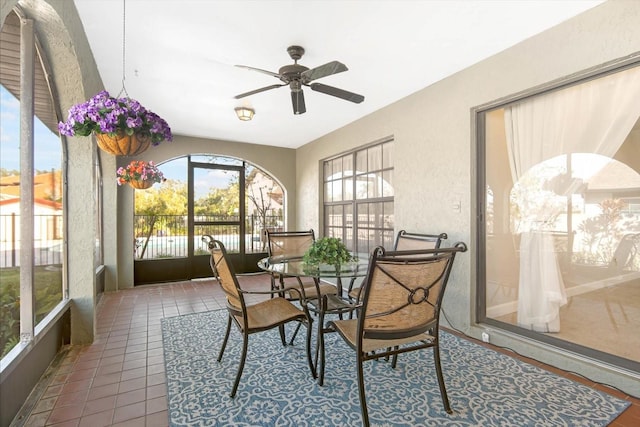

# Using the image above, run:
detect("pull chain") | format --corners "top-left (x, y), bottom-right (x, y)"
top-left (117, 0), bottom-right (129, 98)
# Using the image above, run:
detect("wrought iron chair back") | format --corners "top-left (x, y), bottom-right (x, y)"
top-left (265, 229), bottom-right (338, 344)
top-left (394, 229), bottom-right (448, 251)
top-left (330, 242), bottom-right (467, 427)
top-left (209, 240), bottom-right (244, 313)
top-left (203, 235), bottom-right (313, 398)
top-left (360, 249), bottom-right (453, 339)
top-left (266, 229), bottom-right (315, 261)
top-left (348, 230), bottom-right (448, 301)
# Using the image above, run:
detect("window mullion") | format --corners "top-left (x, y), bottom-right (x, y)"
top-left (19, 17), bottom-right (36, 343)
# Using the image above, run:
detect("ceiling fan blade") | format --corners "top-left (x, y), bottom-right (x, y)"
top-left (301, 61), bottom-right (348, 83)
top-left (235, 65), bottom-right (281, 79)
top-left (235, 84), bottom-right (285, 99)
top-left (291, 89), bottom-right (306, 115)
top-left (309, 83), bottom-right (364, 103)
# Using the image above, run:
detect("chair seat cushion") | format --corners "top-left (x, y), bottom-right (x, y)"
top-left (332, 318), bottom-right (435, 354)
top-left (237, 297), bottom-right (305, 331)
top-left (287, 282), bottom-right (338, 300)
top-left (348, 286), bottom-right (362, 300)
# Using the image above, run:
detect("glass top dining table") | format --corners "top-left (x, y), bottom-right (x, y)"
top-left (258, 254), bottom-right (370, 385)
top-left (258, 255), bottom-right (370, 284)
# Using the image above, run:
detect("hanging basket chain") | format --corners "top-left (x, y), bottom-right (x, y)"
top-left (117, 0), bottom-right (129, 98)
top-left (57, 0), bottom-right (173, 151)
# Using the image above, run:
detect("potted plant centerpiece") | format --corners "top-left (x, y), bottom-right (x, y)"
top-left (116, 160), bottom-right (165, 189)
top-left (58, 91), bottom-right (173, 156)
top-left (303, 237), bottom-right (357, 272)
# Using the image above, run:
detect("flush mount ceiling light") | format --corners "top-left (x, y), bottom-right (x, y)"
top-left (235, 107), bottom-right (255, 121)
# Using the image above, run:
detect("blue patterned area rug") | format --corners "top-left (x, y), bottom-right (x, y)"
top-left (161, 310), bottom-right (629, 427)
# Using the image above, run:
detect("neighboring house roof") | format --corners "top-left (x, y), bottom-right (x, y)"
top-left (0, 197), bottom-right (62, 210)
top-left (584, 161), bottom-right (640, 193)
top-left (0, 170), bottom-right (62, 200)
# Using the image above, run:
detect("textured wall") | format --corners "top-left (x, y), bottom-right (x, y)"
top-left (295, 0), bottom-right (640, 395)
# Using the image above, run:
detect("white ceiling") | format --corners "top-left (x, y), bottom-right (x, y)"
top-left (73, 0), bottom-right (604, 149)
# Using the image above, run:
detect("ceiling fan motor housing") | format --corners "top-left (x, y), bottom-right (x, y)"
top-left (278, 64), bottom-right (309, 85)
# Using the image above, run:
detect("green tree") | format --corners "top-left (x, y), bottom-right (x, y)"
top-left (248, 184), bottom-right (274, 250)
top-left (194, 179), bottom-right (240, 216)
top-left (577, 199), bottom-right (635, 266)
top-left (0, 168), bottom-right (19, 177)
top-left (135, 179), bottom-right (187, 258)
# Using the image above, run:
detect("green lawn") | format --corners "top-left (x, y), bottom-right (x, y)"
top-left (0, 266), bottom-right (63, 357)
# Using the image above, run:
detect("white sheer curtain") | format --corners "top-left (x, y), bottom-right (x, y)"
top-left (504, 66), bottom-right (640, 332)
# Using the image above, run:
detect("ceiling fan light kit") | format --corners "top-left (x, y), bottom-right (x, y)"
top-left (235, 106), bottom-right (255, 121)
top-left (235, 45), bottom-right (364, 115)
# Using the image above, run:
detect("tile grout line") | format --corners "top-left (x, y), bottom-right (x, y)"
top-left (8, 346), bottom-right (72, 427)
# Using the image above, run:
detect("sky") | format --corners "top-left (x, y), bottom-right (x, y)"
top-left (1, 85), bottom-right (62, 172)
top-left (0, 84), bottom-right (265, 199)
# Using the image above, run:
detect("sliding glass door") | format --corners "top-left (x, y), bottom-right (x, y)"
top-left (477, 63), bottom-right (640, 371)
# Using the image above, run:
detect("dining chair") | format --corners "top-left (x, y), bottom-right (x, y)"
top-left (266, 229), bottom-right (338, 343)
top-left (203, 236), bottom-right (314, 398)
top-left (347, 230), bottom-right (448, 301)
top-left (328, 242), bottom-right (467, 427)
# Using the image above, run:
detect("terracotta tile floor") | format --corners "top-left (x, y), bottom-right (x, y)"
top-left (17, 274), bottom-right (640, 426)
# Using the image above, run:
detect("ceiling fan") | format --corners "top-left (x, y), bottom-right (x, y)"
top-left (234, 45), bottom-right (365, 115)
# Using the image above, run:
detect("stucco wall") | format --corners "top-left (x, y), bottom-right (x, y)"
top-left (295, 0), bottom-right (640, 395)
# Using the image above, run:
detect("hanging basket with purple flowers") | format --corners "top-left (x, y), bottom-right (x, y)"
top-left (58, 91), bottom-right (173, 156)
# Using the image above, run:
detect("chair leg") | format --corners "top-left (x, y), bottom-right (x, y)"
top-left (317, 307), bottom-right (327, 386)
top-left (271, 275), bottom-right (288, 346)
top-left (217, 314), bottom-right (232, 362)
top-left (304, 315), bottom-right (316, 379)
top-left (356, 352), bottom-right (370, 427)
top-left (288, 322), bottom-right (302, 345)
top-left (433, 344), bottom-right (452, 414)
top-left (390, 347), bottom-right (399, 368)
top-left (230, 333), bottom-right (249, 398)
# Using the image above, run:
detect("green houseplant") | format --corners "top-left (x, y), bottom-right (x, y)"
top-left (303, 237), bottom-right (356, 270)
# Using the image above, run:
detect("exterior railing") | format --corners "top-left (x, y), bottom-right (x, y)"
top-left (133, 214), bottom-right (283, 259)
top-left (0, 213), bottom-right (63, 268)
top-left (0, 213), bottom-right (284, 265)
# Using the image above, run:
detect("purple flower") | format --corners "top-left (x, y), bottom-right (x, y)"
top-left (98, 119), bottom-right (116, 133)
top-left (126, 116), bottom-right (143, 129)
top-left (58, 121), bottom-right (75, 136)
top-left (88, 109), bottom-right (102, 122)
top-left (103, 98), bottom-right (117, 110)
